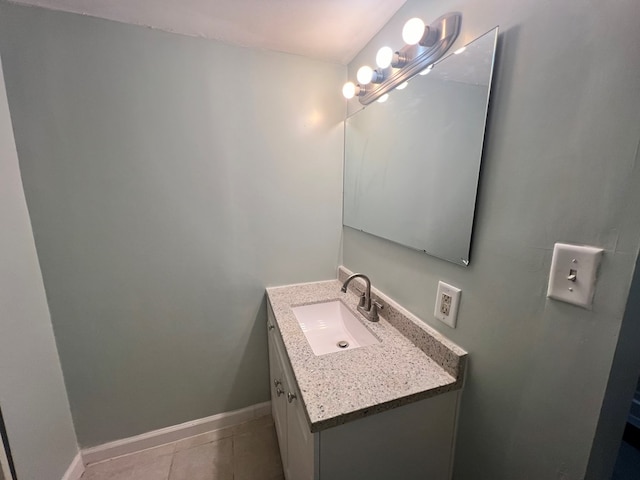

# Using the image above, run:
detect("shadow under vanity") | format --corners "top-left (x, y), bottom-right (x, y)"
top-left (266, 266), bottom-right (467, 480)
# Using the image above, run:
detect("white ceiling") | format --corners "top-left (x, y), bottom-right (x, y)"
top-left (10, 0), bottom-right (407, 64)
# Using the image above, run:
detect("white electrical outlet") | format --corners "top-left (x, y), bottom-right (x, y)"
top-left (434, 281), bottom-right (461, 328)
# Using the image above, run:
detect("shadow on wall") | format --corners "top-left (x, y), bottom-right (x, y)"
top-left (226, 295), bottom-right (270, 411)
top-left (470, 24), bottom-right (520, 251)
top-left (0, 408), bottom-right (16, 480)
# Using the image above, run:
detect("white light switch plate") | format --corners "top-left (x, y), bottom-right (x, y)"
top-left (547, 243), bottom-right (603, 309)
top-left (434, 281), bottom-right (461, 328)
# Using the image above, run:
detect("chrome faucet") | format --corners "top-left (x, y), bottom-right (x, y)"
top-left (341, 273), bottom-right (382, 322)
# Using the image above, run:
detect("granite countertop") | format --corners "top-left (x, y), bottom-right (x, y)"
top-left (266, 266), bottom-right (467, 433)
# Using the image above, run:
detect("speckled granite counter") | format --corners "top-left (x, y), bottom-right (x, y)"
top-left (266, 266), bottom-right (467, 433)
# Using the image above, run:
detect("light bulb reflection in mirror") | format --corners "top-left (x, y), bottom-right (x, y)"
top-left (377, 94), bottom-right (389, 103)
top-left (419, 65), bottom-right (433, 76)
top-left (396, 82), bottom-right (408, 90)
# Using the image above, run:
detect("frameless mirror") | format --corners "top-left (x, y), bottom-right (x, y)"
top-left (343, 27), bottom-right (498, 266)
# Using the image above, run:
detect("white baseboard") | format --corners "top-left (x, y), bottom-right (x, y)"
top-left (61, 452), bottom-right (84, 480)
top-left (81, 401), bottom-right (271, 465)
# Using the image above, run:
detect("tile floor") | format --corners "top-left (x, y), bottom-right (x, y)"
top-left (81, 415), bottom-right (284, 480)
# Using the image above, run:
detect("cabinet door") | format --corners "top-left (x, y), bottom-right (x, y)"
top-left (318, 391), bottom-right (458, 480)
top-left (268, 303), bottom-right (317, 480)
top-left (285, 379), bottom-right (315, 480)
top-left (267, 316), bottom-right (288, 471)
top-left (279, 344), bottom-right (315, 480)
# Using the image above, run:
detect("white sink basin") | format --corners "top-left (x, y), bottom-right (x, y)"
top-left (291, 300), bottom-right (380, 356)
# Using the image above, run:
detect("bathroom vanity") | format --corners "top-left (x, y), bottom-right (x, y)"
top-left (266, 267), bottom-right (467, 480)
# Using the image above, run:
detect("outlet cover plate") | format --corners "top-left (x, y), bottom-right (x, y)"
top-left (547, 243), bottom-right (603, 309)
top-left (435, 281), bottom-right (461, 328)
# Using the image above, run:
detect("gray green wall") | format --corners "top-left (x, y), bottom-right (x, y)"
top-left (345, 0), bottom-right (640, 479)
top-left (0, 3), bottom-right (344, 447)
top-left (0, 53), bottom-right (78, 478)
top-left (3, 0), bottom-right (640, 477)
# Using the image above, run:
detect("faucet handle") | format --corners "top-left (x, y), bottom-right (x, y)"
top-left (349, 286), bottom-right (366, 306)
top-left (369, 300), bottom-right (383, 322)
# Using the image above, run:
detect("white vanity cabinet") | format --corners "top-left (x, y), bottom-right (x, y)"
top-left (268, 306), bottom-right (317, 479)
top-left (267, 303), bottom-right (460, 480)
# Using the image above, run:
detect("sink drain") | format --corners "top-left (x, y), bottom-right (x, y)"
top-left (337, 340), bottom-right (349, 349)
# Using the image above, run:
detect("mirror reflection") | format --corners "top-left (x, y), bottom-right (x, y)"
top-left (343, 27), bottom-right (498, 266)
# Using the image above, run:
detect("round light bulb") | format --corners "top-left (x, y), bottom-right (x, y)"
top-left (357, 65), bottom-right (374, 85)
top-left (376, 46), bottom-right (394, 69)
top-left (377, 94), bottom-right (389, 103)
top-left (342, 82), bottom-right (357, 99)
top-left (396, 81), bottom-right (408, 90)
top-left (402, 18), bottom-right (425, 45)
top-left (419, 65), bottom-right (433, 76)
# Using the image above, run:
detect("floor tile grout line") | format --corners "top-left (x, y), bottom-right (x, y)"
top-left (167, 443), bottom-right (176, 480)
top-left (231, 430), bottom-right (236, 479)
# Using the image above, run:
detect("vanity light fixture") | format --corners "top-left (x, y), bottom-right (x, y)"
top-left (356, 65), bottom-right (384, 85)
top-left (342, 82), bottom-right (360, 99)
top-left (375, 46), bottom-right (394, 69)
top-left (342, 12), bottom-right (461, 105)
top-left (356, 65), bottom-right (373, 84)
top-left (402, 18), bottom-right (426, 45)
